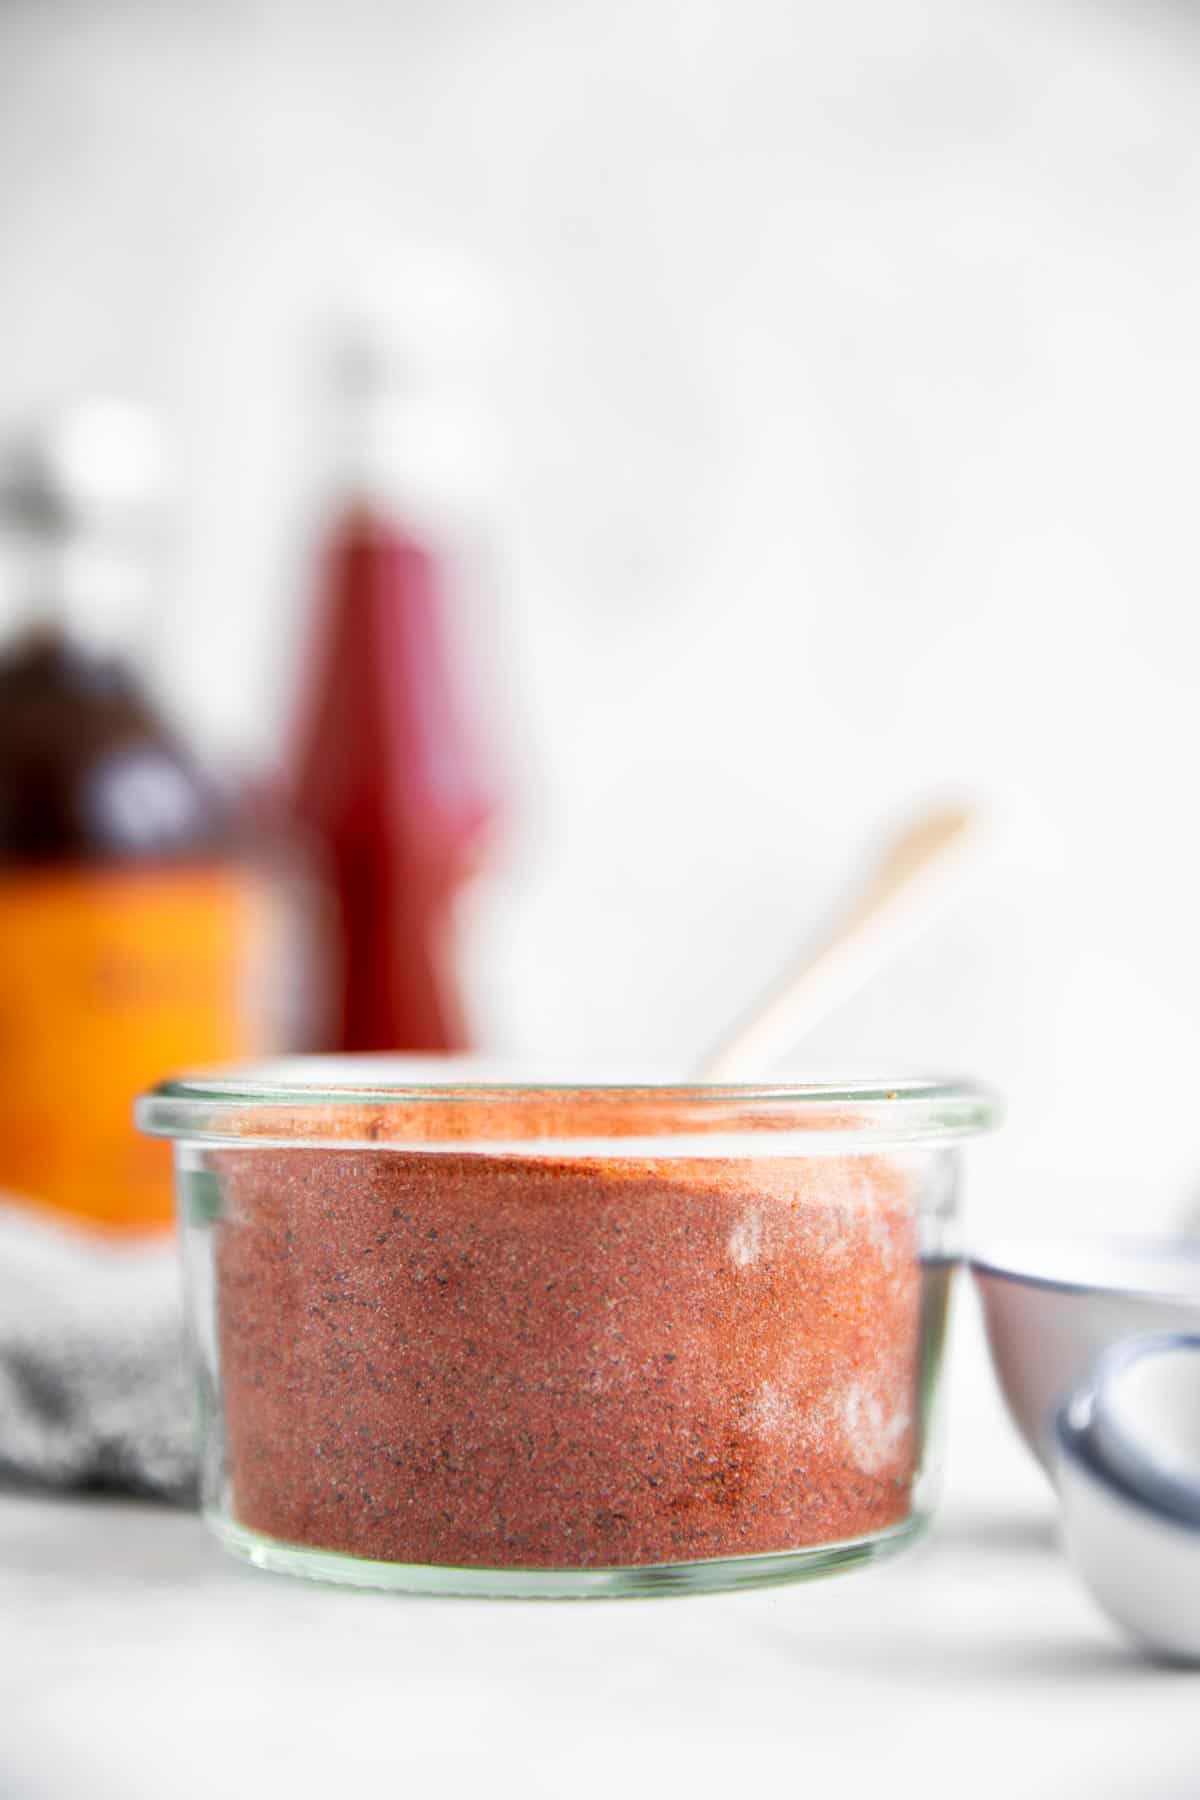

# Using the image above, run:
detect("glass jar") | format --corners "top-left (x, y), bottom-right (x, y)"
top-left (137, 1063), bottom-right (998, 1597)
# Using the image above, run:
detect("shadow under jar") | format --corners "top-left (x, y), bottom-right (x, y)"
top-left (137, 1065), bottom-right (998, 1597)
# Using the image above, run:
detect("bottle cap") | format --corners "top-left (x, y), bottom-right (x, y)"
top-left (0, 400), bottom-right (167, 648)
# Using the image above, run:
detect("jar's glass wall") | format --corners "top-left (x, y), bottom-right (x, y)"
top-left (174, 1137), bottom-right (960, 1596)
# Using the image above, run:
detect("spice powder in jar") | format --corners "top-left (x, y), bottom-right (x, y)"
top-left (217, 1100), bottom-right (925, 1571)
top-left (139, 1073), bottom-right (992, 1595)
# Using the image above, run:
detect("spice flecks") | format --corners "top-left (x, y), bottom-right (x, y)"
top-left (212, 1140), bottom-right (924, 1570)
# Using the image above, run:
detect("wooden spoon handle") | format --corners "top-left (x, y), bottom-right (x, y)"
top-left (696, 802), bottom-right (981, 1082)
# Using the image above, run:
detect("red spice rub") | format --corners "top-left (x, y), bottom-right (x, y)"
top-left (214, 1142), bottom-right (921, 1568)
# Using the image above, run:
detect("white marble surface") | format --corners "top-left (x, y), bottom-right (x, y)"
top-left (4, 1303), bottom-right (1197, 1800)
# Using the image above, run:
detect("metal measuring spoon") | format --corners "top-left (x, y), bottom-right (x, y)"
top-left (1055, 1332), bottom-right (1200, 1663)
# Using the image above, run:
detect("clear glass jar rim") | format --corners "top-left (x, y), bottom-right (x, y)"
top-left (136, 1057), bottom-right (1000, 1154)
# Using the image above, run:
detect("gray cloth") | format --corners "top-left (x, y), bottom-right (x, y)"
top-left (0, 1201), bottom-right (197, 1501)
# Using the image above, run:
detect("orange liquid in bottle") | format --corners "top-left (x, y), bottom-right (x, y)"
top-left (0, 629), bottom-right (274, 1232)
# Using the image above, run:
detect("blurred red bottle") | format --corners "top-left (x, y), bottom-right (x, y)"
top-left (289, 333), bottom-right (495, 1053)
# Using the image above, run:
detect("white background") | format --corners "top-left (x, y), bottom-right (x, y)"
top-left (4, 0), bottom-right (1200, 1242)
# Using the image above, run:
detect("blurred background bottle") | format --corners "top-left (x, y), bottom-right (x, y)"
top-left (0, 402), bottom-right (285, 1234)
top-left (287, 306), bottom-right (498, 1054)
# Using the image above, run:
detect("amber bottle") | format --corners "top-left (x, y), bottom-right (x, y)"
top-left (0, 406), bottom-right (277, 1233)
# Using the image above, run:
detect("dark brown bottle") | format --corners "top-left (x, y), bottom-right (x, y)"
top-left (0, 406), bottom-right (279, 1234)
top-left (0, 625), bottom-right (234, 863)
